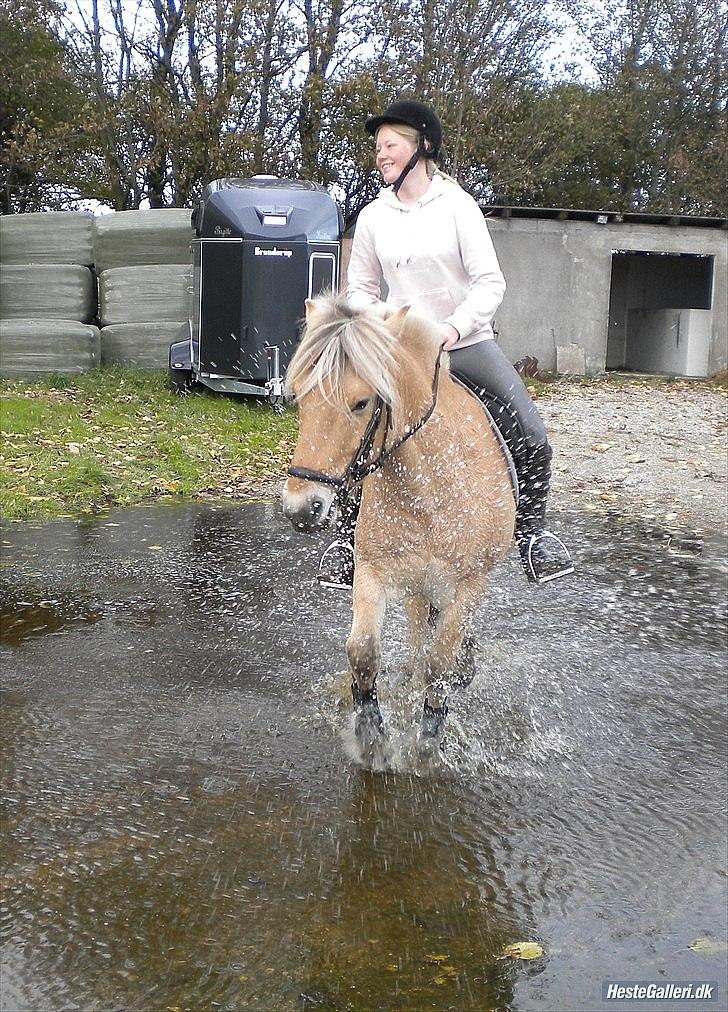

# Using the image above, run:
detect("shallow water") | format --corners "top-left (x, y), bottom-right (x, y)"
top-left (1, 503), bottom-right (726, 1011)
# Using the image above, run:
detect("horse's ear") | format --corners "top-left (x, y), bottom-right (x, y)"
top-left (304, 299), bottom-right (316, 321)
top-left (385, 305), bottom-right (409, 336)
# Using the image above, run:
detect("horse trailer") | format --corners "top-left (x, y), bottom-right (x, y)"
top-left (169, 176), bottom-right (342, 406)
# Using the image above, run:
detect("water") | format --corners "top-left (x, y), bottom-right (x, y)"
top-left (1, 503), bottom-right (726, 1011)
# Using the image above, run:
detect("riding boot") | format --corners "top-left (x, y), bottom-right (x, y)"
top-left (317, 489), bottom-right (360, 589)
top-left (514, 444), bottom-right (574, 584)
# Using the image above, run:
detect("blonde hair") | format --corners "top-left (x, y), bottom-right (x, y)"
top-left (374, 123), bottom-right (458, 185)
top-left (285, 292), bottom-right (400, 412)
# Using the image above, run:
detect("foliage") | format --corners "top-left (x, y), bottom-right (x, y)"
top-left (2, 0), bottom-right (726, 218)
top-left (0, 369), bottom-right (298, 520)
top-left (0, 0), bottom-right (91, 212)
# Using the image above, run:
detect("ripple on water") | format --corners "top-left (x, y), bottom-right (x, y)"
top-left (1, 504), bottom-right (726, 1010)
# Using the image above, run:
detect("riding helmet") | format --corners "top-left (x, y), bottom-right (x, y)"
top-left (365, 99), bottom-right (443, 159)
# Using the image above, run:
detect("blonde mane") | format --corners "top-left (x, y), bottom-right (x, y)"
top-left (285, 292), bottom-right (401, 411)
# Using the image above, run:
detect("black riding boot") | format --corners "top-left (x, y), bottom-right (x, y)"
top-left (514, 444), bottom-right (574, 585)
top-left (317, 489), bottom-right (360, 589)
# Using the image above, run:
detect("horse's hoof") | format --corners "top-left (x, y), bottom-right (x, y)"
top-left (354, 701), bottom-right (384, 741)
top-left (418, 698), bottom-right (448, 757)
top-left (350, 682), bottom-right (389, 766)
top-left (351, 704), bottom-right (391, 768)
top-left (450, 637), bottom-right (476, 689)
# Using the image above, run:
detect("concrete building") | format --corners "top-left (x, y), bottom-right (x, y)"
top-left (484, 208), bottom-right (727, 377)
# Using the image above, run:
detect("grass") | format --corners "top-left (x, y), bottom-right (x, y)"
top-left (1, 366), bottom-right (724, 521)
top-left (0, 369), bottom-right (298, 521)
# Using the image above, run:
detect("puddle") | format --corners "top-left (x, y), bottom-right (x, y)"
top-left (1, 503), bottom-right (726, 1010)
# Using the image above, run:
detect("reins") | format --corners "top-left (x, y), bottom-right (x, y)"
top-left (287, 351), bottom-right (443, 497)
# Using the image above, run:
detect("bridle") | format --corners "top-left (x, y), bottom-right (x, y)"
top-left (287, 352), bottom-right (443, 498)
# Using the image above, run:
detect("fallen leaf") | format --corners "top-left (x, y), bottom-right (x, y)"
top-left (501, 941), bottom-right (544, 961)
top-left (424, 953), bottom-right (450, 964)
top-left (688, 937), bottom-right (728, 956)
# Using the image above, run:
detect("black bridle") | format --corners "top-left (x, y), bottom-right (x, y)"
top-left (287, 352), bottom-right (443, 498)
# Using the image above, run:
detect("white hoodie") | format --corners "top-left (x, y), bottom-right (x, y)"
top-left (346, 174), bottom-right (506, 348)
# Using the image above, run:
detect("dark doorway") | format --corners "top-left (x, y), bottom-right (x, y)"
top-left (607, 251), bottom-right (713, 376)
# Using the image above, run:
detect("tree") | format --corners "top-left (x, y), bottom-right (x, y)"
top-left (0, 0), bottom-right (89, 212)
top-left (567, 0), bottom-right (728, 213)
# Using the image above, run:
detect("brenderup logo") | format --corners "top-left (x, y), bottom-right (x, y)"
top-left (254, 246), bottom-right (293, 258)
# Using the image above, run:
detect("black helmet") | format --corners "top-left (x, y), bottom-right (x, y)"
top-left (365, 99), bottom-right (443, 160)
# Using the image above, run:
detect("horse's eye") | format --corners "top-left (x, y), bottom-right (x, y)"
top-left (352, 398), bottom-right (370, 413)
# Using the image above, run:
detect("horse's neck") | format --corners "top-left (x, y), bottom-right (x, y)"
top-left (392, 331), bottom-right (440, 432)
top-left (385, 349), bottom-right (496, 490)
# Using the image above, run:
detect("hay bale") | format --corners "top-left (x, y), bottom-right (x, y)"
top-left (0, 319), bottom-right (100, 376)
top-left (98, 265), bottom-right (191, 326)
top-left (93, 209), bottom-right (194, 271)
top-left (0, 212), bottom-right (94, 266)
top-left (100, 321), bottom-right (185, 368)
top-left (0, 264), bottom-right (96, 322)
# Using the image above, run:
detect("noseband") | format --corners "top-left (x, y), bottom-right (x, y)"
top-left (287, 352), bottom-right (443, 497)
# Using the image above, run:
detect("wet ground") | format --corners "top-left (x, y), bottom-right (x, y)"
top-left (1, 502), bottom-right (726, 1011)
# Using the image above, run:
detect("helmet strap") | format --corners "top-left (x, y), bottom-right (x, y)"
top-left (391, 150), bottom-right (421, 195)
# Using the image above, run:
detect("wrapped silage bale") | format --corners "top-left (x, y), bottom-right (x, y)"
top-left (98, 265), bottom-right (191, 326)
top-left (0, 320), bottom-right (100, 376)
top-left (0, 211), bottom-right (94, 266)
top-left (93, 209), bottom-right (194, 272)
top-left (0, 264), bottom-right (96, 322)
top-left (101, 322), bottom-right (186, 368)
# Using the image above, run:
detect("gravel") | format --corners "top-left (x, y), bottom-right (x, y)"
top-left (539, 377), bottom-right (727, 539)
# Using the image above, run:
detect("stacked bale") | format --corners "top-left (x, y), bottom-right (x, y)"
top-left (94, 210), bottom-right (193, 368)
top-left (0, 212), bottom-right (100, 376)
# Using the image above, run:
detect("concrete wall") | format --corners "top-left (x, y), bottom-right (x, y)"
top-left (485, 217), bottom-right (727, 375)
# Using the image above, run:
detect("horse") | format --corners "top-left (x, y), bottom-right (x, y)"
top-left (281, 293), bottom-right (516, 764)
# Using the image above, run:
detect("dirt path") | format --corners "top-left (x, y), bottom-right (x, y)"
top-left (539, 378), bottom-right (727, 539)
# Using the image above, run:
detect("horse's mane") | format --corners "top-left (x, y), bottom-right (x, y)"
top-left (285, 292), bottom-right (405, 411)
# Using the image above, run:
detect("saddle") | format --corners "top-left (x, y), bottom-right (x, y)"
top-left (450, 375), bottom-right (520, 506)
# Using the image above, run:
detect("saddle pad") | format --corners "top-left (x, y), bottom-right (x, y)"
top-left (451, 375), bottom-right (520, 505)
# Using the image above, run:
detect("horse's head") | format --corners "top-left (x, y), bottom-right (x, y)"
top-left (281, 295), bottom-right (407, 532)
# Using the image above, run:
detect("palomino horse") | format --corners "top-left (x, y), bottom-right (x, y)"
top-left (281, 293), bottom-right (515, 763)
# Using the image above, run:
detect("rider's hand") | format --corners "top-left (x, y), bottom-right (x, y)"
top-left (439, 324), bottom-right (460, 351)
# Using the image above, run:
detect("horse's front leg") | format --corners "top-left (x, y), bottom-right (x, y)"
top-left (421, 576), bottom-right (485, 752)
top-left (403, 593), bottom-right (431, 683)
top-left (346, 564), bottom-right (388, 764)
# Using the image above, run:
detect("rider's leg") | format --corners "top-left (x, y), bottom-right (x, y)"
top-left (449, 340), bottom-right (574, 584)
top-left (317, 486), bottom-right (360, 589)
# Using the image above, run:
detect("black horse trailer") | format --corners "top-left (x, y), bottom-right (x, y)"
top-left (169, 176), bottom-right (342, 405)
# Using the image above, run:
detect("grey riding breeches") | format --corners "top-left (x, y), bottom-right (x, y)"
top-left (448, 339), bottom-right (549, 467)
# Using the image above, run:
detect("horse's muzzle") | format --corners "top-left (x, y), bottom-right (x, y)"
top-left (281, 480), bottom-right (336, 532)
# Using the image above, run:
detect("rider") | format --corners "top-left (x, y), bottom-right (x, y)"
top-left (318, 97), bottom-right (574, 588)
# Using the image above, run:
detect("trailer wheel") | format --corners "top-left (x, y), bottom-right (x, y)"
top-left (168, 366), bottom-right (194, 394)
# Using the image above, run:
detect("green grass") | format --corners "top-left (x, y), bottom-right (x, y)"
top-left (0, 369), bottom-right (298, 520)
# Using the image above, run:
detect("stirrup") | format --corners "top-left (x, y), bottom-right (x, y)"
top-left (317, 539), bottom-right (355, 590)
top-left (518, 530), bottom-right (574, 585)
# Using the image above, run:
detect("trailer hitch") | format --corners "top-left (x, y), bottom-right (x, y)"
top-left (264, 345), bottom-right (285, 414)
